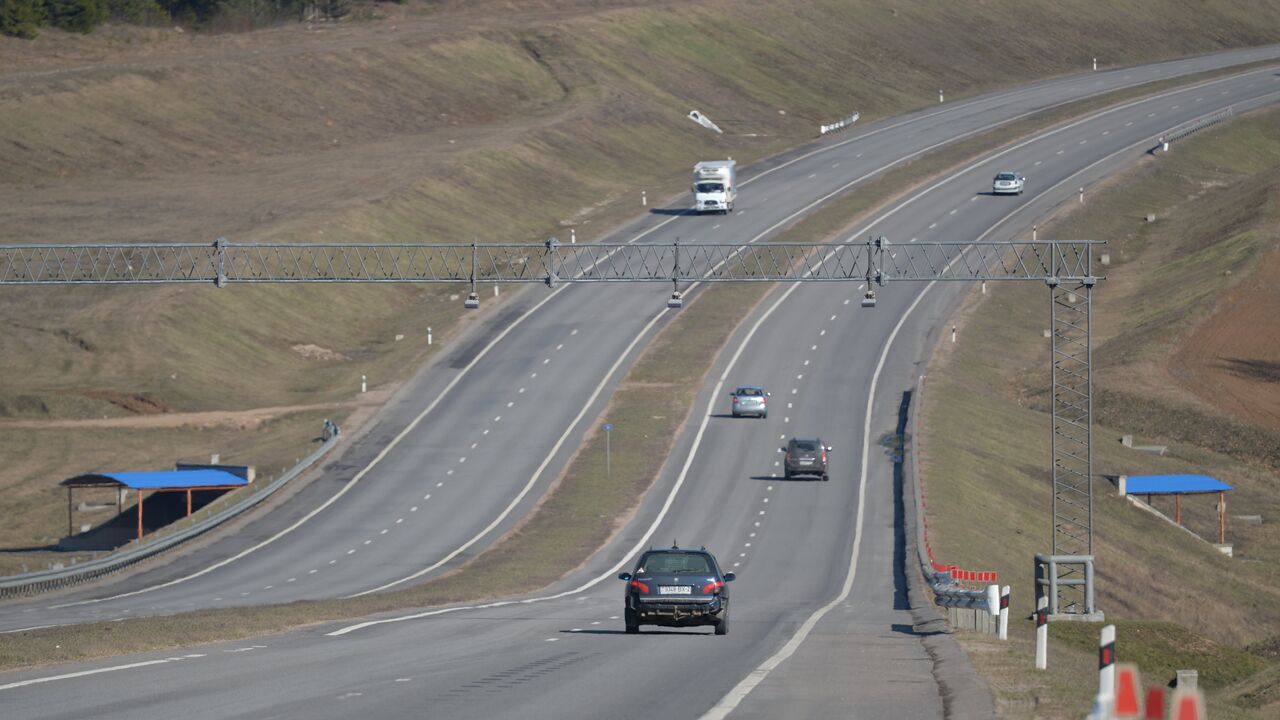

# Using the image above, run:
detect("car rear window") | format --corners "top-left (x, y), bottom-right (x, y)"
top-left (640, 553), bottom-right (712, 574)
top-left (996, 173), bottom-right (1016, 180)
top-left (793, 441), bottom-right (819, 452)
top-left (736, 388), bottom-right (762, 396)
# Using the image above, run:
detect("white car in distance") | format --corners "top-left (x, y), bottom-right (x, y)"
top-left (992, 171), bottom-right (1025, 195)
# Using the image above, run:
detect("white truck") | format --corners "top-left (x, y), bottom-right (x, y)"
top-left (692, 160), bottom-right (736, 214)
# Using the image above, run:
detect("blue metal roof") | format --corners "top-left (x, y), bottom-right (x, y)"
top-left (1126, 474), bottom-right (1232, 494)
top-left (64, 469), bottom-right (248, 489)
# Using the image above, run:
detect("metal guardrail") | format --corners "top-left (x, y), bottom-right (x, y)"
top-left (819, 111), bottom-right (860, 136)
top-left (908, 376), bottom-right (996, 614)
top-left (1157, 106), bottom-right (1233, 149)
top-left (0, 426), bottom-right (342, 599)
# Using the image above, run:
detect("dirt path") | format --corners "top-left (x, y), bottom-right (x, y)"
top-left (0, 387), bottom-right (394, 430)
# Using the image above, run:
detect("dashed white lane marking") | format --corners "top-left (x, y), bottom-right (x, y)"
top-left (754, 521), bottom-right (760, 527)
top-left (263, 585), bottom-right (273, 590)
top-left (796, 373), bottom-right (804, 379)
top-left (744, 543), bottom-right (752, 547)
top-left (609, 616), bottom-right (619, 620)
top-left (329, 560), bottom-right (337, 565)
top-left (436, 482), bottom-right (444, 487)
top-left (531, 372), bottom-right (537, 379)
top-left (819, 329), bottom-right (826, 336)
top-left (928, 222), bottom-right (937, 229)
top-left (713, 224), bottom-right (721, 230)
top-left (832, 162), bottom-right (839, 168)
top-left (1195, 97), bottom-right (1204, 102)
top-left (459, 457), bottom-right (467, 463)
top-left (762, 498), bottom-right (769, 504)
top-left (411, 506), bottom-right (419, 512)
top-left (337, 693), bottom-right (363, 700)
top-left (1056, 149), bottom-right (1065, 155)
top-left (571, 328), bottom-right (579, 335)
top-left (1147, 112), bottom-right (1156, 117)
top-left (791, 388), bottom-right (798, 394)
top-left (483, 429), bottom-right (489, 435)
top-left (494, 415), bottom-right (502, 422)
top-left (774, 460), bottom-right (780, 466)
top-left (446, 470), bottom-right (454, 476)
top-left (1102, 130), bottom-right (1110, 135)
top-left (347, 549), bottom-right (356, 555)
top-left (591, 620), bottom-right (601, 625)
top-left (856, 153), bottom-right (862, 158)
top-left (779, 434), bottom-right (786, 439)
top-left (1171, 105), bottom-right (1179, 110)
top-left (787, 402), bottom-right (793, 408)
top-left (810, 344), bottom-right (817, 351)
top-left (380, 529), bottom-right (388, 535)
top-left (518, 388), bottom-right (525, 394)
top-left (830, 314), bottom-right (837, 321)
top-left (1079, 139), bottom-right (1087, 144)
top-left (969, 196), bottom-right (978, 202)
top-left (363, 540), bottom-right (372, 546)
top-left (1034, 160), bottom-right (1042, 166)
top-left (542, 358), bottom-right (550, 364)
top-left (739, 552), bottom-right (747, 557)
top-left (396, 678), bottom-right (411, 683)
top-left (507, 401), bottom-right (514, 407)
top-left (396, 518), bottom-right (404, 524)
top-left (308, 569), bottom-right (317, 574)
top-left (767, 485), bottom-right (773, 491)
top-left (240, 591), bottom-right (250, 596)
top-left (843, 299), bottom-right (850, 305)
top-left (556, 344), bottom-right (564, 351)
top-left (471, 442), bottom-right (479, 448)
top-left (759, 510), bottom-right (766, 515)
top-left (1125, 121), bottom-right (1133, 126)
top-left (734, 562), bottom-right (741, 567)
top-left (808, 173), bottom-right (816, 179)
top-left (783, 417), bottom-right (789, 423)
top-left (948, 208), bottom-right (957, 215)
top-left (749, 533), bottom-right (756, 538)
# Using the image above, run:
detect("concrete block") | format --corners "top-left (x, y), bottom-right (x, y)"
top-left (1121, 434), bottom-right (1133, 447)
top-left (1146, 214), bottom-right (1156, 222)
top-left (1176, 669), bottom-right (1198, 690)
top-left (1100, 253), bottom-right (1111, 265)
top-left (1233, 515), bottom-right (1263, 525)
top-left (1214, 544), bottom-right (1233, 558)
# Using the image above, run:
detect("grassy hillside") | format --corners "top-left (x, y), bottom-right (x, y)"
top-left (3, 0), bottom-right (1280, 572)
top-left (923, 108), bottom-right (1280, 718)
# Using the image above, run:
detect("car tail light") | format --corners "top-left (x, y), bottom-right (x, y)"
top-left (702, 579), bottom-right (724, 594)
top-left (630, 580), bottom-right (650, 594)
top-left (784, 452), bottom-right (791, 462)
top-left (821, 451), bottom-right (827, 463)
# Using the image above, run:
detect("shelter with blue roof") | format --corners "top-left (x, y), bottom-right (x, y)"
top-left (1118, 474), bottom-right (1233, 547)
top-left (61, 463), bottom-right (252, 544)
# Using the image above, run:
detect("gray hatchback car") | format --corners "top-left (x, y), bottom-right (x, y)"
top-left (729, 385), bottom-right (769, 418)
top-left (782, 437), bottom-right (832, 480)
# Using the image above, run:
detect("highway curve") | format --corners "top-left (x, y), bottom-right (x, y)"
top-left (1, 47), bottom-right (1278, 720)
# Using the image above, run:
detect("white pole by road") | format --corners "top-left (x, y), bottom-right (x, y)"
top-left (998, 585), bottom-right (1010, 640)
top-left (1035, 595), bottom-right (1049, 669)
top-left (1099, 624), bottom-right (1117, 707)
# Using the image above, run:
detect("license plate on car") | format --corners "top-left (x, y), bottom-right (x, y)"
top-left (659, 585), bottom-right (691, 595)
top-left (800, 460), bottom-right (813, 465)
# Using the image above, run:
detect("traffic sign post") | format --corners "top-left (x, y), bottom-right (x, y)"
top-left (603, 423), bottom-right (613, 480)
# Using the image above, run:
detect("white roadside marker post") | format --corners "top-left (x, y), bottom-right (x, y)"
top-left (1099, 624), bottom-right (1117, 709)
top-left (361, 374), bottom-right (367, 393)
top-left (998, 585), bottom-right (1010, 640)
top-left (427, 327), bottom-right (432, 346)
top-left (1035, 595), bottom-right (1049, 669)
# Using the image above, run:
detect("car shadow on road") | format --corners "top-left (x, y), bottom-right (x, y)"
top-left (648, 207), bottom-right (699, 216)
top-left (561, 628), bottom-right (711, 636)
top-left (748, 475), bottom-right (820, 482)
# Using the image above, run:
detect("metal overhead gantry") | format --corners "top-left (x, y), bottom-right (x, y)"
top-left (1, 237), bottom-right (1103, 617)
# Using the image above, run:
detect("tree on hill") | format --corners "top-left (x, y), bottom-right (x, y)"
top-left (1, 0), bottom-right (47, 38)
top-left (45, 0), bottom-right (105, 33)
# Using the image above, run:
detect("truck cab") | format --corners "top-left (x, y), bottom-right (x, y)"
top-left (693, 160), bottom-right (737, 214)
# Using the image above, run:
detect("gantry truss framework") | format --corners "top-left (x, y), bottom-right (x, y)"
top-left (0, 237), bottom-right (1102, 615)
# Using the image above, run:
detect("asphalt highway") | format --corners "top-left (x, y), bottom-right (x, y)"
top-left (2, 47), bottom-right (1278, 719)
